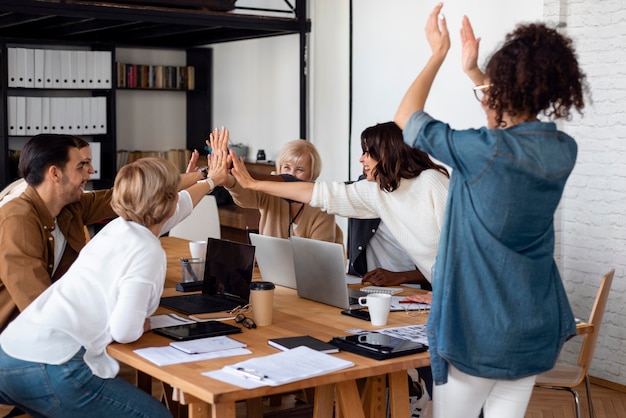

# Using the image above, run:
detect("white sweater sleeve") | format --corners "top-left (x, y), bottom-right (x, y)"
top-left (310, 181), bottom-right (380, 219)
top-left (108, 281), bottom-right (154, 343)
top-left (159, 190), bottom-right (193, 236)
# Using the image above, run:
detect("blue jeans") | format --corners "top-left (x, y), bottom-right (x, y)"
top-left (0, 347), bottom-right (171, 418)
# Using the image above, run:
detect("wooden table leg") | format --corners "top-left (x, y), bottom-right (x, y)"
top-left (245, 397), bottom-right (264, 418)
top-left (362, 375), bottom-right (387, 418)
top-left (335, 380), bottom-right (366, 418)
top-left (137, 370), bottom-right (152, 394)
top-left (313, 384), bottom-right (335, 418)
top-left (387, 371), bottom-right (410, 418)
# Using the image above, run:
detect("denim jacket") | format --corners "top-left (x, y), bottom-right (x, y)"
top-left (403, 111), bottom-right (577, 384)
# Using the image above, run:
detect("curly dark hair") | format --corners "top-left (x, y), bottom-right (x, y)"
top-left (484, 23), bottom-right (588, 127)
top-left (361, 122), bottom-right (449, 192)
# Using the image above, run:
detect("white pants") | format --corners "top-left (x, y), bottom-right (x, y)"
top-left (433, 364), bottom-right (537, 418)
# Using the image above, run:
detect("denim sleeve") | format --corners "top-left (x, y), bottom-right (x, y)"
top-left (403, 110), bottom-right (495, 180)
top-left (402, 111), bottom-right (434, 148)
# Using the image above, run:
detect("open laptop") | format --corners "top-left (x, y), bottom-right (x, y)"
top-left (248, 233), bottom-right (297, 289)
top-left (160, 238), bottom-right (256, 315)
top-left (290, 236), bottom-right (367, 310)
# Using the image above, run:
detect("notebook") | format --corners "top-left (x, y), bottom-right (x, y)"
top-left (160, 238), bottom-right (256, 315)
top-left (290, 236), bottom-right (367, 310)
top-left (248, 233), bottom-right (297, 289)
top-left (268, 335), bottom-right (339, 354)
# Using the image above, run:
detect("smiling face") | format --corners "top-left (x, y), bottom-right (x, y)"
top-left (359, 147), bottom-right (379, 182)
top-left (280, 155), bottom-right (313, 181)
top-left (78, 146), bottom-right (96, 177)
top-left (57, 147), bottom-right (91, 204)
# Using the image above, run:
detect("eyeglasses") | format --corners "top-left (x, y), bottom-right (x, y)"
top-left (472, 84), bottom-right (491, 102)
top-left (227, 304), bottom-right (251, 315)
top-left (235, 314), bottom-right (256, 329)
top-left (403, 303), bottom-right (429, 317)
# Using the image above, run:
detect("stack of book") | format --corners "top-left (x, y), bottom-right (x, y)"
top-left (116, 63), bottom-right (195, 90)
top-left (117, 148), bottom-right (191, 172)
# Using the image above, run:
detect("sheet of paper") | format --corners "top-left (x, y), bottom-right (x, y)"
top-left (133, 346), bottom-right (251, 366)
top-left (345, 275), bottom-right (362, 285)
top-left (170, 336), bottom-right (246, 354)
top-left (378, 324), bottom-right (429, 346)
top-left (150, 314), bottom-right (195, 329)
top-left (203, 369), bottom-right (268, 389)
top-left (206, 346), bottom-right (354, 387)
top-left (390, 296), bottom-right (430, 311)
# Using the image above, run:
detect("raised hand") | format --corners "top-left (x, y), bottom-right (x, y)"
top-left (230, 150), bottom-right (257, 190)
top-left (206, 147), bottom-right (231, 187)
top-left (460, 15), bottom-right (484, 84)
top-left (186, 149), bottom-right (201, 173)
top-left (207, 126), bottom-right (229, 154)
top-left (426, 3), bottom-right (450, 59)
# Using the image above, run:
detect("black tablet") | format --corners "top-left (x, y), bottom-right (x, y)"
top-left (330, 332), bottom-right (427, 360)
top-left (153, 321), bottom-right (242, 341)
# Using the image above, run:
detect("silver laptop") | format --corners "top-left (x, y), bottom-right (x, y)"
top-left (249, 233), bottom-right (297, 289)
top-left (290, 236), bottom-right (366, 310)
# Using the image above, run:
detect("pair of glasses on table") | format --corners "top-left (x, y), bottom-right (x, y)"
top-left (229, 304), bottom-right (257, 329)
top-left (188, 304), bottom-right (256, 328)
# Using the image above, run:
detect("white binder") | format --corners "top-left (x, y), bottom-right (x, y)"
top-left (41, 97), bottom-right (51, 133)
top-left (89, 141), bottom-right (101, 180)
top-left (16, 96), bottom-right (26, 136)
top-left (76, 50), bottom-right (88, 89)
top-left (94, 51), bottom-right (106, 89)
top-left (94, 96), bottom-right (107, 134)
top-left (60, 50), bottom-right (72, 89)
top-left (71, 98), bottom-right (83, 135)
top-left (8, 48), bottom-right (19, 87)
top-left (86, 51), bottom-right (96, 89)
top-left (81, 97), bottom-right (92, 135)
top-left (26, 97), bottom-right (42, 136)
top-left (34, 49), bottom-right (45, 88)
top-left (44, 49), bottom-right (55, 88)
top-left (24, 48), bottom-right (35, 88)
top-left (50, 97), bottom-right (64, 134)
top-left (100, 50), bottom-right (112, 88)
top-left (8, 96), bottom-right (17, 135)
top-left (14, 48), bottom-right (27, 88)
top-left (51, 50), bottom-right (63, 88)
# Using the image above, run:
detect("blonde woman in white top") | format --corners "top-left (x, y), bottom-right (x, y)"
top-left (0, 158), bottom-right (186, 418)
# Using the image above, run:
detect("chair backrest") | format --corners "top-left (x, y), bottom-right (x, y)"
top-left (169, 194), bottom-right (221, 241)
top-left (578, 269), bottom-right (614, 371)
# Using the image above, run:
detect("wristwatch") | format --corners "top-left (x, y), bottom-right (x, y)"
top-left (198, 166), bottom-right (208, 179)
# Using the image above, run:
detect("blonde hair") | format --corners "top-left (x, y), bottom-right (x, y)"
top-left (112, 158), bottom-right (180, 228)
top-left (275, 140), bottom-right (321, 181)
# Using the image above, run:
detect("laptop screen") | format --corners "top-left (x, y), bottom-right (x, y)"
top-left (202, 238), bottom-right (255, 303)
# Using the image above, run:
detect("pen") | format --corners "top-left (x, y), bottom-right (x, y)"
top-left (235, 367), bottom-right (268, 381)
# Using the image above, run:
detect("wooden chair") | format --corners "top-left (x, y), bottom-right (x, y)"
top-left (535, 269), bottom-right (615, 418)
top-left (169, 194), bottom-right (221, 241)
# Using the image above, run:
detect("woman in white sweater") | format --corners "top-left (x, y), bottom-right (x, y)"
top-left (229, 121), bottom-right (450, 284)
top-left (0, 158), bottom-right (181, 418)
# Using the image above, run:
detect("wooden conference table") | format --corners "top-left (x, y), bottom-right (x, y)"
top-left (107, 237), bottom-right (431, 418)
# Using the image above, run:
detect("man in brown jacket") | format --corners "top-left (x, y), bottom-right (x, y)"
top-left (0, 135), bottom-right (116, 332)
top-left (0, 134), bottom-right (213, 332)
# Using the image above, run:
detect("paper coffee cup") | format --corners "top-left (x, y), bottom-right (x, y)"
top-left (249, 281), bottom-right (275, 326)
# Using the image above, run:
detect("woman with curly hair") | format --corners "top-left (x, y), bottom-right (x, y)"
top-left (395, 4), bottom-right (588, 418)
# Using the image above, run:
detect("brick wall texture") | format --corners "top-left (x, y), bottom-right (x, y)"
top-left (544, 0), bottom-right (626, 385)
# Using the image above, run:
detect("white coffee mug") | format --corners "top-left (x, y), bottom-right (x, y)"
top-left (358, 293), bottom-right (392, 326)
top-left (189, 240), bottom-right (207, 260)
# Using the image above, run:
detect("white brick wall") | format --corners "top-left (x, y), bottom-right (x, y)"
top-left (545, 0), bottom-right (626, 385)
